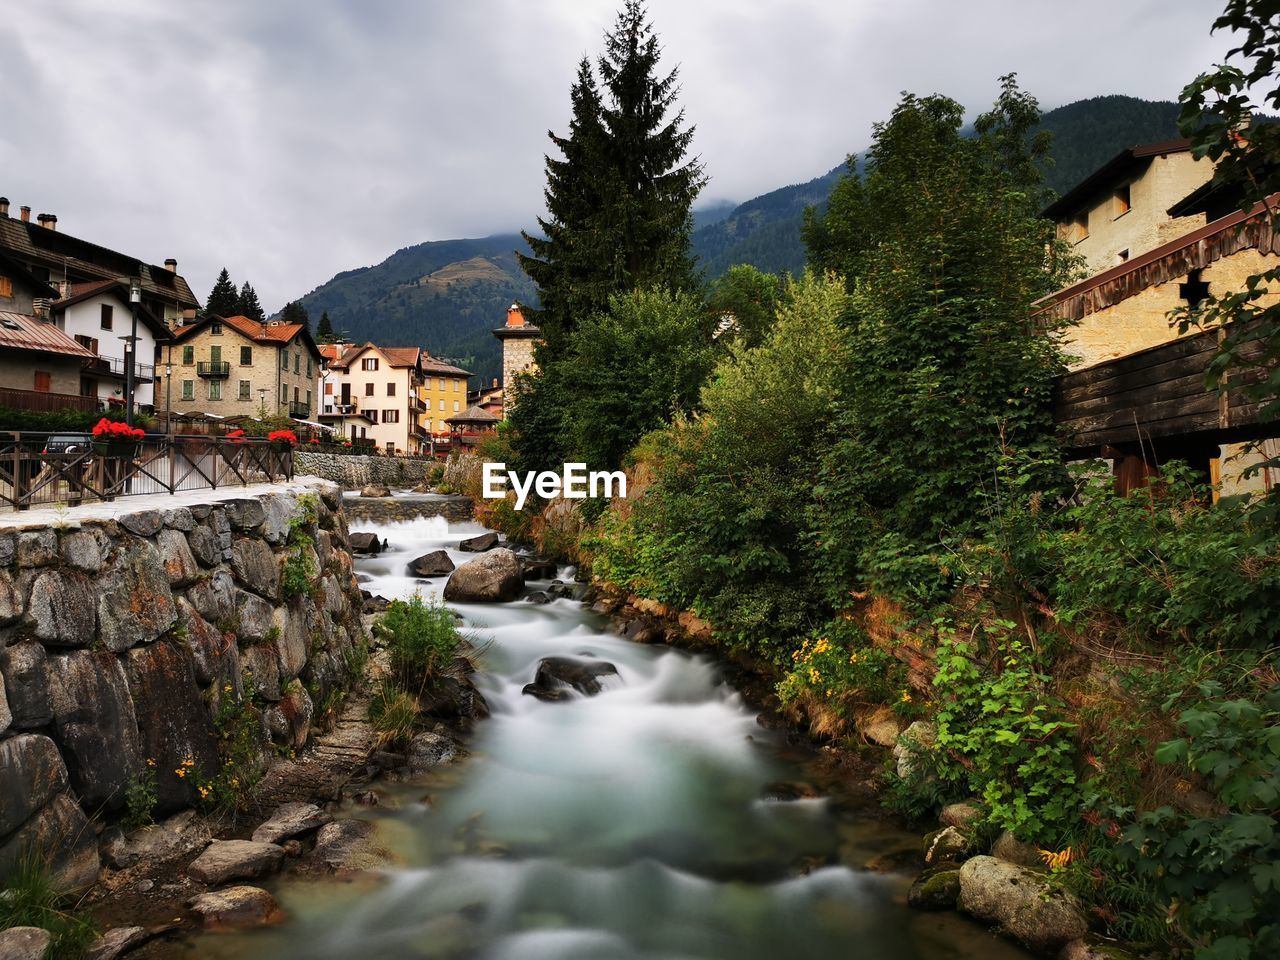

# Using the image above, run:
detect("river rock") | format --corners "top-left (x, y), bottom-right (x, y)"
top-left (349, 533), bottom-right (384, 555)
top-left (0, 642), bottom-right (51, 728)
top-left (409, 550), bottom-right (455, 577)
top-left (907, 867), bottom-right (961, 910)
top-left (408, 732), bottom-right (458, 772)
top-left (940, 801), bottom-right (984, 831)
top-left (188, 885), bottom-right (284, 929)
top-left (361, 590), bottom-right (391, 614)
top-left (0, 927), bottom-right (51, 960)
top-left (525, 590), bottom-right (553, 605)
top-left (860, 706), bottom-right (905, 748)
top-left (458, 531), bottom-right (498, 552)
top-left (923, 825), bottom-right (973, 865)
top-left (522, 656), bottom-right (619, 701)
top-left (0, 734), bottom-right (68, 837)
top-left (519, 557), bottom-right (557, 581)
top-left (360, 483), bottom-right (391, 498)
top-left (48, 651), bottom-right (141, 809)
top-left (892, 720), bottom-right (937, 780)
top-left (990, 829), bottom-right (1044, 868)
top-left (104, 809), bottom-right (212, 869)
top-left (312, 819), bottom-right (390, 870)
top-left (187, 839), bottom-right (285, 885)
top-left (442, 549), bottom-right (524, 603)
top-left (84, 926), bottom-right (152, 960)
top-left (252, 802), bottom-right (332, 845)
top-left (958, 856), bottom-right (1088, 953)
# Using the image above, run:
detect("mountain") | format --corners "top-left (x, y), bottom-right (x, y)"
top-left (688, 95), bottom-right (1186, 280)
top-left (292, 235), bottom-right (535, 386)
top-left (288, 95), bottom-right (1187, 384)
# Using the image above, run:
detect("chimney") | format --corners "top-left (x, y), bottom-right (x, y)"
top-left (0, 197), bottom-right (8, 218)
top-left (46, 214), bottom-right (56, 231)
top-left (19, 206), bottom-right (30, 222)
top-left (506, 303), bottom-right (525, 327)
top-left (164, 258), bottom-right (177, 273)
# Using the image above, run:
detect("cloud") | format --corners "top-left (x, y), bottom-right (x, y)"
top-left (2, 0), bottom-right (1236, 311)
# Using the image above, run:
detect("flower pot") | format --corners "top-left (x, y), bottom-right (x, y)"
top-left (92, 440), bottom-right (140, 459)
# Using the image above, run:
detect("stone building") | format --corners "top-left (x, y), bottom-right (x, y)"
top-left (1044, 139), bottom-right (1214, 276)
top-left (0, 262), bottom-right (96, 402)
top-left (160, 315), bottom-right (322, 421)
top-left (492, 304), bottom-right (541, 414)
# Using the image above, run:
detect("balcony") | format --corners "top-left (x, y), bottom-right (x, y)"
top-left (409, 395), bottom-right (426, 413)
top-left (0, 387), bottom-right (99, 414)
top-left (196, 361), bottom-right (230, 379)
top-left (321, 401), bottom-right (375, 424)
top-left (288, 400), bottom-right (312, 419)
top-left (82, 356), bottom-right (155, 382)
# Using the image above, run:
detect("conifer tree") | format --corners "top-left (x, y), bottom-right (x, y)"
top-left (236, 282), bottom-right (266, 323)
top-left (517, 1), bottom-right (704, 354)
top-left (205, 268), bottom-right (238, 317)
top-left (280, 300), bottom-right (310, 330)
top-left (315, 311), bottom-right (335, 343)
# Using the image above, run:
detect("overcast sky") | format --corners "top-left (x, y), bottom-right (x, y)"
top-left (1, 0), bottom-right (1237, 312)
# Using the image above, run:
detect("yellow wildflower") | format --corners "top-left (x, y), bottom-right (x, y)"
top-left (1038, 847), bottom-right (1073, 871)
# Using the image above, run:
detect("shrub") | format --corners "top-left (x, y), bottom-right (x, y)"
top-left (777, 617), bottom-right (906, 714)
top-left (378, 595), bottom-right (463, 689)
top-left (369, 683), bottom-right (419, 748)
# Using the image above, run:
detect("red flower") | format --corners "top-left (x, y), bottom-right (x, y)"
top-left (308, 437), bottom-right (320, 445)
top-left (92, 418), bottom-right (144, 441)
top-left (268, 429), bottom-right (298, 446)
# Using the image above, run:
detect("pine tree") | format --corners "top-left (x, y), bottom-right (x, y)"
top-left (280, 300), bottom-right (310, 330)
top-left (315, 311), bottom-right (335, 343)
top-left (205, 268), bottom-right (238, 318)
top-left (236, 282), bottom-right (265, 323)
top-left (516, 2), bottom-right (705, 354)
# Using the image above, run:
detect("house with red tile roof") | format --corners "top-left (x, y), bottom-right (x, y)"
top-left (159, 314), bottom-right (322, 421)
top-left (321, 342), bottom-right (428, 453)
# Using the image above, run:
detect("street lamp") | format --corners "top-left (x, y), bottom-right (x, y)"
top-left (164, 360), bottom-right (173, 438)
top-left (124, 271), bottom-right (142, 428)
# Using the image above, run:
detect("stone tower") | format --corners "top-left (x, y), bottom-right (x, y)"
top-left (492, 304), bottom-right (541, 414)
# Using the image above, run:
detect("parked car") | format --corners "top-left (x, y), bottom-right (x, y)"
top-left (41, 434), bottom-right (92, 455)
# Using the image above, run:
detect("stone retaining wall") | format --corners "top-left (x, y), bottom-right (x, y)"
top-left (0, 482), bottom-right (366, 891)
top-left (343, 495), bottom-right (474, 526)
top-left (293, 452), bottom-right (439, 490)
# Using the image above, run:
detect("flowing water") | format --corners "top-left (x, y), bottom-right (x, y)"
top-left (199, 514), bottom-right (1027, 960)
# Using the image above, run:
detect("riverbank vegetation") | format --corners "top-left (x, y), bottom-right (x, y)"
top-left (478, 2), bottom-right (1280, 957)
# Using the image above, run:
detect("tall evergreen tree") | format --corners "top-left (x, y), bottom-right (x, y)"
top-left (236, 282), bottom-right (266, 323)
top-left (205, 268), bottom-right (238, 317)
top-left (516, 1), bottom-right (705, 354)
top-left (279, 300), bottom-right (310, 330)
top-left (315, 310), bottom-right (335, 343)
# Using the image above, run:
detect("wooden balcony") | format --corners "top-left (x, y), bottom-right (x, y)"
top-left (0, 387), bottom-right (99, 414)
top-left (196, 361), bottom-right (230, 378)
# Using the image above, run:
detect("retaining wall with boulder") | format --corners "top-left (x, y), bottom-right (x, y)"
top-left (0, 482), bottom-right (367, 892)
top-left (292, 452), bottom-right (438, 491)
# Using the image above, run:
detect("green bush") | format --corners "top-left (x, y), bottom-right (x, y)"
top-left (378, 595), bottom-right (463, 689)
top-left (777, 617), bottom-right (906, 711)
top-left (0, 856), bottom-right (97, 959)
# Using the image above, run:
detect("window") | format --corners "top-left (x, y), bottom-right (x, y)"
top-left (438, 377), bottom-right (445, 391)
top-left (293, 354), bottom-right (300, 374)
top-left (387, 382), bottom-right (396, 396)
top-left (182, 345), bottom-right (194, 365)
top-left (240, 346), bottom-right (253, 366)
top-left (100, 304), bottom-right (113, 330)
top-left (280, 352), bottom-right (287, 369)
top-left (33, 371), bottom-right (51, 393)
top-left (182, 379), bottom-right (194, 400)
top-left (362, 357), bottom-right (379, 371)
top-left (324, 382), bottom-right (333, 395)
top-left (238, 379), bottom-right (251, 400)
top-left (1116, 249), bottom-right (1130, 264)
top-left (453, 400), bottom-right (460, 412)
top-left (438, 399), bottom-right (445, 411)
top-left (0, 276), bottom-right (11, 297)
top-left (306, 359), bottom-right (312, 379)
top-left (281, 383), bottom-right (289, 403)
top-left (306, 389), bottom-right (312, 409)
top-left (1114, 183), bottom-right (1131, 217)
top-left (211, 321), bottom-right (223, 335)
top-left (424, 419), bottom-right (431, 432)
top-left (1180, 269), bottom-right (1211, 308)
top-left (209, 379), bottom-right (222, 401)
top-left (210, 345), bottom-right (221, 365)
top-left (74, 334), bottom-right (99, 354)
top-left (382, 409), bottom-right (400, 424)
top-left (293, 386), bottom-right (299, 402)
top-left (1069, 211), bottom-right (1088, 243)
top-left (364, 382), bottom-right (374, 396)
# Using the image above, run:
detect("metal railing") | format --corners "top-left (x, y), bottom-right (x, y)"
top-left (0, 433), bottom-right (294, 511)
top-left (84, 356), bottom-right (155, 381)
top-left (288, 401), bottom-right (312, 419)
top-left (196, 361), bottom-right (231, 378)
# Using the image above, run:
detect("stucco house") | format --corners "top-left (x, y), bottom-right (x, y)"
top-left (0, 260), bottom-right (97, 410)
top-left (323, 343), bottom-right (426, 453)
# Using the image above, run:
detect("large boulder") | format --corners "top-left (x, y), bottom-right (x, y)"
top-left (991, 829), bottom-right (1045, 868)
top-left (97, 540), bottom-right (177, 652)
top-left (907, 867), bottom-right (961, 911)
top-left (0, 734), bottom-right (68, 837)
top-left (155, 528), bottom-right (199, 587)
top-left (360, 483), bottom-right (391, 498)
top-left (519, 557), bottom-right (557, 581)
top-left (188, 885), bottom-right (284, 929)
top-left (24, 569), bottom-right (97, 646)
top-left (0, 928), bottom-right (51, 960)
top-left (104, 809), bottom-right (212, 869)
top-left (349, 532), bottom-right (384, 555)
top-left (252, 802), bottom-right (331, 845)
top-left (0, 793), bottom-right (100, 892)
top-left (408, 731), bottom-right (459, 772)
top-left (458, 531), bottom-right (498, 552)
top-left (0, 642), bottom-right (52, 729)
top-left (263, 682), bottom-right (314, 750)
top-left (409, 550), bottom-right (455, 577)
top-left (231, 537), bottom-right (281, 601)
top-left (187, 839), bottom-right (285, 885)
top-left (522, 656), bottom-right (619, 701)
top-left (48, 651), bottom-right (142, 809)
top-left (940, 801), bottom-right (984, 831)
top-left (442, 549), bottom-right (524, 603)
top-left (958, 856), bottom-right (1088, 953)
top-left (923, 825), bottom-right (973, 865)
top-left (126, 642), bottom-right (220, 813)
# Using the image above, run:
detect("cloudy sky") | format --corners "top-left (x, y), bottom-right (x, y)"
top-left (2, 0), bottom-right (1236, 311)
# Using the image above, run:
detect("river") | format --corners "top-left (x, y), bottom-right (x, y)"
top-left (198, 512), bottom-right (1028, 960)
